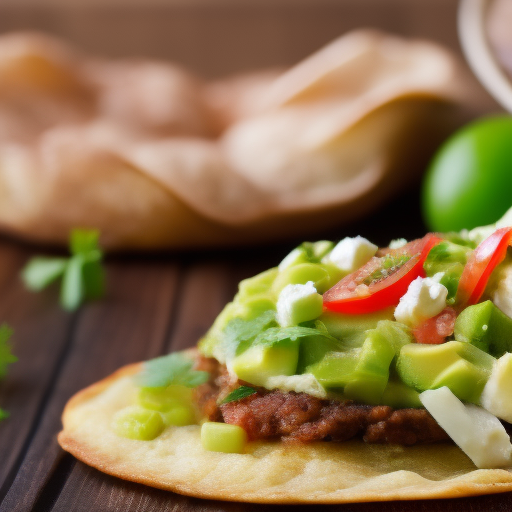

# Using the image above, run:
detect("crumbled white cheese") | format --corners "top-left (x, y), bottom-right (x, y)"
top-left (394, 272), bottom-right (447, 327)
top-left (264, 374), bottom-right (327, 398)
top-left (481, 353), bottom-right (512, 423)
top-left (388, 238), bottom-right (407, 249)
top-left (491, 264), bottom-right (512, 318)
top-left (278, 247), bottom-right (303, 271)
top-left (420, 387), bottom-right (512, 469)
top-left (276, 281), bottom-right (322, 327)
top-left (323, 236), bottom-right (377, 273)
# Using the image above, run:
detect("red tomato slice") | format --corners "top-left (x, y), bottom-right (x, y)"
top-left (457, 227), bottom-right (512, 306)
top-left (412, 307), bottom-right (457, 344)
top-left (323, 234), bottom-right (442, 314)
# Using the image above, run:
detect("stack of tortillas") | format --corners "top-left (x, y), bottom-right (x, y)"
top-left (0, 30), bottom-right (475, 250)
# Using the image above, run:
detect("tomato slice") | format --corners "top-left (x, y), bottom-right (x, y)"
top-left (412, 307), bottom-right (457, 344)
top-left (456, 227), bottom-right (512, 307)
top-left (323, 234), bottom-right (442, 314)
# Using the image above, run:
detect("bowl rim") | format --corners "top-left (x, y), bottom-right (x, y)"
top-left (458, 0), bottom-right (512, 112)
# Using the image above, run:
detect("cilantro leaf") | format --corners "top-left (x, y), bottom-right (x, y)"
top-left (70, 229), bottom-right (101, 256)
top-left (221, 386), bottom-right (257, 404)
top-left (0, 324), bottom-right (16, 379)
top-left (253, 324), bottom-right (337, 348)
top-left (21, 257), bottom-right (68, 291)
top-left (21, 229), bottom-right (105, 311)
top-left (0, 409), bottom-right (9, 420)
top-left (223, 310), bottom-right (276, 357)
top-left (134, 353), bottom-right (209, 389)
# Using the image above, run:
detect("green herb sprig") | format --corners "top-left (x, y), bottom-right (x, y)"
top-left (0, 324), bottom-right (16, 420)
top-left (135, 353), bottom-right (209, 389)
top-left (22, 229), bottom-right (105, 311)
top-left (221, 386), bottom-right (257, 404)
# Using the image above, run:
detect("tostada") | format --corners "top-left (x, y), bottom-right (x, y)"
top-left (59, 208), bottom-right (512, 503)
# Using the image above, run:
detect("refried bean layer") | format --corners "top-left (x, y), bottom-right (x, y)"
top-left (194, 356), bottom-right (450, 445)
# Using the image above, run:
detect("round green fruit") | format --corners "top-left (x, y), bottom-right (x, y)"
top-left (422, 116), bottom-right (512, 232)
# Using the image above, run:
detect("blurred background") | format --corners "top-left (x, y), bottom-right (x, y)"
top-left (0, 0), bottom-right (481, 78)
top-left (0, 0), bottom-right (509, 250)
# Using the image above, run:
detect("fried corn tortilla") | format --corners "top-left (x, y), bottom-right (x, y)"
top-left (58, 362), bottom-right (512, 504)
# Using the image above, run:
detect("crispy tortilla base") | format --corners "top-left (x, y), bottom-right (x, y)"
top-left (58, 363), bottom-right (512, 504)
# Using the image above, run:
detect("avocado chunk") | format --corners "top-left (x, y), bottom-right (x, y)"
top-left (380, 378), bottom-right (422, 408)
top-left (319, 308), bottom-right (395, 349)
top-left (307, 348), bottom-right (360, 388)
top-left (343, 328), bottom-right (396, 404)
top-left (231, 340), bottom-right (299, 386)
top-left (454, 300), bottom-right (512, 357)
top-left (396, 341), bottom-right (495, 404)
top-left (273, 263), bottom-right (332, 295)
top-left (308, 321), bottom-right (407, 403)
top-left (201, 422), bottom-right (247, 453)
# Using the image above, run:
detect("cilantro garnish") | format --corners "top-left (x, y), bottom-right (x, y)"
top-left (223, 310), bottom-right (277, 357)
top-left (22, 229), bottom-right (105, 311)
top-left (253, 324), bottom-right (337, 347)
top-left (0, 324), bottom-right (16, 421)
top-left (221, 386), bottom-right (257, 404)
top-left (134, 353), bottom-right (209, 389)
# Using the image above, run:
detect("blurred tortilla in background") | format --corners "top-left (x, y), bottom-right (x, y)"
top-left (0, 30), bottom-right (479, 250)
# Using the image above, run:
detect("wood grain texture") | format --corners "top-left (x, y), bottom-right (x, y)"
top-left (0, 258), bottom-right (180, 512)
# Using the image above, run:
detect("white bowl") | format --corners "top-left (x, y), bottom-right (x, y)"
top-left (459, 0), bottom-right (512, 112)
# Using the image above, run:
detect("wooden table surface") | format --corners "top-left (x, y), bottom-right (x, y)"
top-left (0, 189), bottom-right (511, 512)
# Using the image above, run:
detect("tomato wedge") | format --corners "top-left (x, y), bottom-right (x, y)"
top-left (323, 234), bottom-right (442, 314)
top-left (456, 227), bottom-right (512, 307)
top-left (412, 307), bottom-right (457, 344)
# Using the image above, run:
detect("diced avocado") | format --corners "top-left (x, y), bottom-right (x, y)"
top-left (397, 342), bottom-right (463, 390)
top-left (276, 282), bottom-right (323, 327)
top-left (319, 308), bottom-right (395, 348)
top-left (279, 241), bottom-right (336, 271)
top-left (297, 333), bottom-right (344, 373)
top-left (343, 328), bottom-right (396, 404)
top-left (454, 300), bottom-right (512, 357)
top-left (201, 422), bottom-right (247, 453)
top-left (431, 359), bottom-right (489, 404)
top-left (231, 341), bottom-right (299, 386)
top-left (381, 378), bottom-right (422, 408)
top-left (308, 240), bottom-right (335, 260)
top-left (240, 294), bottom-right (276, 318)
top-left (273, 263), bottom-right (332, 295)
top-left (137, 385), bottom-right (193, 412)
top-left (161, 404), bottom-right (197, 427)
top-left (396, 341), bottom-right (495, 404)
top-left (237, 268), bottom-right (278, 302)
top-left (372, 320), bottom-right (413, 354)
top-left (307, 350), bottom-right (360, 388)
top-left (111, 406), bottom-right (165, 440)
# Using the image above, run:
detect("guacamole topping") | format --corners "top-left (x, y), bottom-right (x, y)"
top-left (116, 208), bottom-right (512, 466)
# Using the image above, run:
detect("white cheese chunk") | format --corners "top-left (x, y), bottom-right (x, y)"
top-left (388, 238), bottom-right (407, 249)
top-left (481, 353), bottom-right (512, 423)
top-left (264, 374), bottom-right (327, 398)
top-left (491, 264), bottom-right (512, 318)
top-left (276, 281), bottom-right (323, 327)
top-left (323, 236), bottom-right (377, 273)
top-left (420, 387), bottom-right (512, 469)
top-left (394, 272), bottom-right (447, 327)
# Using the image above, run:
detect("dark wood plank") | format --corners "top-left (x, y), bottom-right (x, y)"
top-left (0, 241), bottom-right (75, 497)
top-left (0, 258), bottom-right (180, 512)
top-left (49, 260), bottom-right (241, 511)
